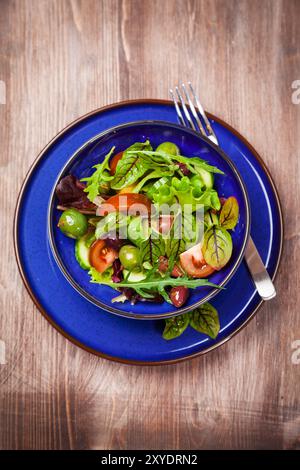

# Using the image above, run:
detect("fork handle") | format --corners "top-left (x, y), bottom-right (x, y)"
top-left (244, 236), bottom-right (276, 300)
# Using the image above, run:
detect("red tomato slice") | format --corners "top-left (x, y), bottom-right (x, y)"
top-left (89, 240), bottom-right (118, 273)
top-left (179, 242), bottom-right (215, 278)
top-left (97, 193), bottom-right (152, 217)
top-left (158, 256), bottom-right (183, 278)
top-left (159, 214), bottom-right (174, 235)
top-left (151, 215), bottom-right (174, 236)
top-left (110, 151), bottom-right (124, 175)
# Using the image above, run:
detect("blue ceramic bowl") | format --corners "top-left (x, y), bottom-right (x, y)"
top-left (48, 121), bottom-right (250, 319)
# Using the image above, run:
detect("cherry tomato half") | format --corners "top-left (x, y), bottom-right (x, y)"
top-left (89, 240), bottom-right (118, 273)
top-left (179, 242), bottom-right (215, 278)
top-left (151, 215), bottom-right (174, 236)
top-left (110, 151), bottom-right (124, 175)
top-left (97, 193), bottom-right (152, 217)
top-left (158, 256), bottom-right (183, 278)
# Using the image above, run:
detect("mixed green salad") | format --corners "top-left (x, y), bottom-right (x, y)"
top-left (55, 140), bottom-right (239, 340)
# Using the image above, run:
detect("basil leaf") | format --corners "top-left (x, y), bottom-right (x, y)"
top-left (111, 141), bottom-right (152, 190)
top-left (219, 196), bottom-right (239, 229)
top-left (190, 303), bottom-right (220, 339)
top-left (163, 314), bottom-right (190, 340)
top-left (202, 226), bottom-right (233, 270)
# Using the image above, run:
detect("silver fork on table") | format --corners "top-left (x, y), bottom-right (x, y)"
top-left (170, 82), bottom-right (276, 301)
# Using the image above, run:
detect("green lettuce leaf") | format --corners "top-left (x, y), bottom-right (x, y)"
top-left (81, 147), bottom-right (115, 201)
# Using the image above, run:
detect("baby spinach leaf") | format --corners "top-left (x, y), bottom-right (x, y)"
top-left (185, 157), bottom-right (224, 175)
top-left (163, 314), bottom-right (190, 340)
top-left (219, 196), bottom-right (239, 229)
top-left (111, 141), bottom-right (152, 190)
top-left (182, 210), bottom-right (204, 246)
top-left (128, 150), bottom-right (173, 166)
top-left (202, 226), bottom-right (233, 270)
top-left (81, 147), bottom-right (115, 201)
top-left (136, 151), bottom-right (224, 174)
top-left (133, 168), bottom-right (174, 193)
top-left (190, 303), bottom-right (220, 339)
top-left (164, 210), bottom-right (191, 257)
top-left (111, 157), bottom-right (148, 190)
top-left (165, 237), bottom-right (185, 261)
top-left (139, 233), bottom-right (165, 265)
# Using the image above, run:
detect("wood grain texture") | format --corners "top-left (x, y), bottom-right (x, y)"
top-left (0, 0), bottom-right (300, 450)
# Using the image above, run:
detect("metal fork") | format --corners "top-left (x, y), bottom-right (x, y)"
top-left (170, 82), bottom-right (276, 301)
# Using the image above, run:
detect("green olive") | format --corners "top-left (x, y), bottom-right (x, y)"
top-left (58, 209), bottom-right (88, 239)
top-left (156, 142), bottom-right (180, 156)
top-left (119, 245), bottom-right (140, 270)
top-left (128, 217), bottom-right (149, 246)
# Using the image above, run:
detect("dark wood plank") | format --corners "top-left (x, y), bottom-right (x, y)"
top-left (0, 0), bottom-right (299, 450)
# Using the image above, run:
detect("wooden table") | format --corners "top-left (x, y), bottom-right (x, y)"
top-left (1, 0), bottom-right (299, 450)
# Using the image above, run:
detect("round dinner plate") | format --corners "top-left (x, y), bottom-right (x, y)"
top-left (14, 100), bottom-right (283, 364)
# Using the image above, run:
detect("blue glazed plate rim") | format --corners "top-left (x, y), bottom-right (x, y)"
top-left (13, 100), bottom-right (283, 364)
top-left (47, 120), bottom-right (251, 319)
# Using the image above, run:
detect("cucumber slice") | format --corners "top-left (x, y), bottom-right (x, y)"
top-left (123, 270), bottom-right (147, 282)
top-left (75, 233), bottom-right (92, 270)
top-left (197, 168), bottom-right (214, 189)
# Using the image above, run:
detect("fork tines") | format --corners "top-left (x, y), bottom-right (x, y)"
top-left (169, 82), bottom-right (218, 145)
